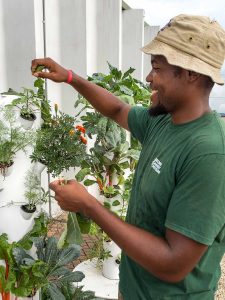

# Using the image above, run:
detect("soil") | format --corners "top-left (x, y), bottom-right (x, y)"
top-left (20, 112), bottom-right (36, 121)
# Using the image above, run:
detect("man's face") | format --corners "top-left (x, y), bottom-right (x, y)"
top-left (146, 55), bottom-right (184, 117)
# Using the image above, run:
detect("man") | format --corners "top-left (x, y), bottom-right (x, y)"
top-left (31, 14), bottom-right (225, 300)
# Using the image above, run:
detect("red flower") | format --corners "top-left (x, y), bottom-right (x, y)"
top-left (76, 125), bottom-right (86, 134)
top-left (79, 135), bottom-right (87, 144)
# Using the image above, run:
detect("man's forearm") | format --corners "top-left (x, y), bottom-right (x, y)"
top-left (85, 194), bottom-right (207, 283)
top-left (31, 58), bottom-right (131, 129)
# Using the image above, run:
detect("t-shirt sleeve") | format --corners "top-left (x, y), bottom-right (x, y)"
top-left (128, 106), bottom-right (150, 144)
top-left (165, 154), bottom-right (225, 245)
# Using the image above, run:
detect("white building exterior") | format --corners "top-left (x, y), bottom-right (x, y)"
top-left (1, 0), bottom-right (224, 112)
top-left (0, 0), bottom-right (159, 218)
top-left (0, 0), bottom-right (159, 114)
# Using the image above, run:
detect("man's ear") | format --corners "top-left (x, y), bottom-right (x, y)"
top-left (187, 70), bottom-right (201, 82)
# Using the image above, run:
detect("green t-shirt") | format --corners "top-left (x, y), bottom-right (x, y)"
top-left (119, 107), bottom-right (225, 300)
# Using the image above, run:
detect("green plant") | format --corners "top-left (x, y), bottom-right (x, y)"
top-left (57, 212), bottom-right (83, 248)
top-left (30, 106), bottom-right (89, 177)
top-left (1, 78), bottom-right (50, 121)
top-left (0, 213), bottom-right (48, 299)
top-left (34, 77), bottom-right (53, 125)
top-left (0, 107), bottom-right (35, 176)
top-left (75, 63), bottom-right (148, 211)
top-left (87, 224), bottom-right (112, 267)
top-left (22, 167), bottom-right (49, 211)
top-left (85, 174), bottom-right (134, 264)
top-left (74, 63), bottom-right (150, 261)
top-left (0, 213), bottom-right (98, 300)
top-left (34, 236), bottom-right (90, 300)
top-left (76, 62), bottom-right (150, 112)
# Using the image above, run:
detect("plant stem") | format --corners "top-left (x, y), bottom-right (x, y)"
top-left (26, 90), bottom-right (29, 111)
top-left (47, 172), bottom-right (52, 218)
top-left (4, 260), bottom-right (10, 300)
top-left (107, 169), bottom-right (112, 186)
top-left (5, 293), bottom-right (10, 300)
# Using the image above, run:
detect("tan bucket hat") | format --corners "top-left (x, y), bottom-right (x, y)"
top-left (142, 14), bottom-right (225, 85)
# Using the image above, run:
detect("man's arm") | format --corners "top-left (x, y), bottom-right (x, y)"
top-left (31, 58), bottom-right (131, 130)
top-left (50, 179), bottom-right (208, 283)
top-left (87, 194), bottom-right (207, 283)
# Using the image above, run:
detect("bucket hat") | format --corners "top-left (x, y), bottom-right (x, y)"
top-left (142, 14), bottom-right (225, 85)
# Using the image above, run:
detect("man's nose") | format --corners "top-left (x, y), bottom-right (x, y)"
top-left (146, 70), bottom-right (153, 83)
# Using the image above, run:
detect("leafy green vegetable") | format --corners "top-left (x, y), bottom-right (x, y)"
top-left (58, 212), bottom-right (83, 248)
top-left (34, 65), bottom-right (45, 72)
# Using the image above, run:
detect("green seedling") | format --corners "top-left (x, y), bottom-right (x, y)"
top-left (34, 65), bottom-right (45, 72)
top-left (59, 177), bottom-right (68, 186)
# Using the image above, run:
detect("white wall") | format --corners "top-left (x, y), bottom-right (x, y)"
top-left (94, 0), bottom-right (122, 73)
top-left (0, 0), bottom-right (156, 101)
top-left (143, 25), bottom-right (160, 80)
top-left (122, 9), bottom-right (145, 80)
top-left (0, 0), bottom-right (36, 92)
top-left (0, 0), bottom-right (158, 217)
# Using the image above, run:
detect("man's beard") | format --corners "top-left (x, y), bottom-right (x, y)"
top-left (148, 103), bottom-right (169, 116)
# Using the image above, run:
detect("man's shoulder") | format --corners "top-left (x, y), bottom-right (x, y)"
top-left (183, 112), bottom-right (225, 156)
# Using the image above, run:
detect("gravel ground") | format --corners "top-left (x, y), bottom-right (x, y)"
top-left (215, 255), bottom-right (225, 299)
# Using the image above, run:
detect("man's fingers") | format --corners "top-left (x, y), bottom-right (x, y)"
top-left (33, 71), bottom-right (51, 79)
top-left (49, 179), bottom-right (61, 191)
top-left (32, 57), bottom-right (51, 67)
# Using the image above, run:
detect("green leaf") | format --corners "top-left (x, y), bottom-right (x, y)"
top-left (83, 179), bottom-right (96, 186)
top-left (112, 200), bottom-right (120, 206)
top-left (48, 266), bottom-right (70, 277)
top-left (60, 270), bottom-right (85, 283)
top-left (34, 65), bottom-right (45, 72)
top-left (47, 282), bottom-right (66, 300)
top-left (122, 67), bottom-right (135, 79)
top-left (105, 130), bottom-right (121, 148)
top-left (107, 62), bottom-right (122, 80)
top-left (1, 88), bottom-right (20, 96)
top-left (76, 213), bottom-right (92, 234)
top-left (103, 202), bottom-right (111, 209)
top-left (18, 213), bottom-right (48, 250)
top-left (13, 247), bottom-right (34, 266)
top-left (32, 261), bottom-right (48, 278)
top-left (118, 94), bottom-right (135, 105)
top-left (33, 237), bottom-right (45, 261)
top-left (126, 149), bottom-right (140, 160)
top-left (119, 85), bottom-right (133, 96)
top-left (0, 233), bottom-right (11, 260)
top-left (4, 266), bottom-right (17, 292)
top-left (119, 161), bottom-right (130, 170)
top-left (65, 212), bottom-right (83, 245)
top-left (119, 141), bottom-right (130, 153)
top-left (0, 265), bottom-right (6, 288)
top-left (75, 168), bottom-right (90, 182)
top-left (58, 229), bottom-right (68, 249)
top-left (61, 282), bottom-right (76, 300)
top-left (44, 237), bottom-right (58, 266)
top-left (56, 244), bottom-right (81, 268)
top-left (34, 77), bottom-right (44, 88)
top-left (72, 286), bottom-right (97, 300)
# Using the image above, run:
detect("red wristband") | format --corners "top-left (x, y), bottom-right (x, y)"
top-left (66, 70), bottom-right (73, 84)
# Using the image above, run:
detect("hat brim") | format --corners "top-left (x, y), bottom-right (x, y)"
top-left (141, 39), bottom-right (224, 85)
